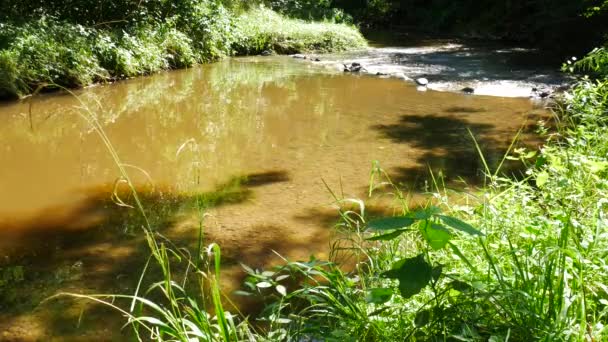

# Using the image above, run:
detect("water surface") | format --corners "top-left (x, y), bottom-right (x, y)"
top-left (0, 52), bottom-right (549, 340)
top-left (318, 38), bottom-right (570, 97)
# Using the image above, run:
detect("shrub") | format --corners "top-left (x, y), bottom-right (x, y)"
top-left (0, 50), bottom-right (21, 100)
top-left (0, 19), bottom-right (105, 97)
top-left (233, 7), bottom-right (366, 55)
top-left (570, 47), bottom-right (608, 78)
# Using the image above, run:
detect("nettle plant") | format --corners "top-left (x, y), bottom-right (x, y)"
top-left (365, 205), bottom-right (482, 306)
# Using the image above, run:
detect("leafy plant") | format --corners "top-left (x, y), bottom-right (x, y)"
top-left (366, 205), bottom-right (481, 300)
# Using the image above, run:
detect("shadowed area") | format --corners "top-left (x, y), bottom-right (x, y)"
top-left (371, 113), bottom-right (539, 190)
top-left (444, 106), bottom-right (488, 113)
top-left (0, 171), bottom-right (293, 340)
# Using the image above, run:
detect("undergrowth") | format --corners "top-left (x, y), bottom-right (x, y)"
top-left (0, 4), bottom-right (366, 99)
top-left (233, 8), bottom-right (366, 55)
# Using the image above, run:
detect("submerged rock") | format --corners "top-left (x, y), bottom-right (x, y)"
top-left (261, 50), bottom-right (273, 56)
top-left (292, 54), bottom-right (307, 59)
top-left (531, 87), bottom-right (551, 98)
top-left (416, 77), bottom-right (429, 86)
top-left (392, 72), bottom-right (408, 80)
top-left (343, 62), bottom-right (364, 73)
top-left (461, 87), bottom-right (475, 94)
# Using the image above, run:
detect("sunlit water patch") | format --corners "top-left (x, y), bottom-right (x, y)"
top-left (313, 40), bottom-right (571, 97)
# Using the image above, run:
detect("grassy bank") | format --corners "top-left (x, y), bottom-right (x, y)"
top-left (0, 6), bottom-right (366, 100)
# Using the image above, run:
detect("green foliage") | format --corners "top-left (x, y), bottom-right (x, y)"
top-left (0, 50), bottom-right (21, 99)
top-left (267, 0), bottom-right (352, 23)
top-left (0, 19), bottom-right (104, 96)
top-left (261, 0), bottom-right (608, 50)
top-left (241, 258), bottom-right (387, 341)
top-left (122, 244), bottom-right (256, 341)
top-left (0, 2), bottom-right (367, 99)
top-left (381, 254), bottom-right (434, 299)
top-left (0, 266), bottom-right (25, 287)
top-left (233, 8), bottom-right (366, 55)
top-left (569, 47), bottom-right (608, 78)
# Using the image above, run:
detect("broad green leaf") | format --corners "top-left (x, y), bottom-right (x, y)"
top-left (275, 318), bottom-right (292, 324)
top-left (420, 223), bottom-right (451, 250)
top-left (449, 280), bottom-right (472, 292)
top-left (133, 316), bottom-right (171, 329)
top-left (439, 215), bottom-right (482, 235)
top-left (535, 155), bottom-right (547, 168)
top-left (366, 229), bottom-right (408, 241)
top-left (233, 290), bottom-right (252, 297)
top-left (411, 206), bottom-right (441, 220)
top-left (388, 258), bottom-right (407, 271)
top-left (536, 171), bottom-right (549, 187)
top-left (275, 274), bottom-right (290, 282)
top-left (366, 288), bottom-right (394, 304)
top-left (256, 281), bottom-right (272, 288)
top-left (240, 263), bottom-right (254, 275)
top-left (382, 254), bottom-right (433, 299)
top-left (276, 285), bottom-right (287, 296)
top-left (432, 265), bottom-right (443, 282)
top-left (367, 217), bottom-right (415, 231)
top-left (414, 309), bottom-right (431, 327)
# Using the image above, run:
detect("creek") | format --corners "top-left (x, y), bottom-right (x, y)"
top-left (0, 41), bottom-right (556, 340)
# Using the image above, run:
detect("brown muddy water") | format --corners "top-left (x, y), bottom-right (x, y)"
top-left (0, 51), bottom-right (550, 340)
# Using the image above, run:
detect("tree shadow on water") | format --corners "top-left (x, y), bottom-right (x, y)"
top-left (372, 114), bottom-right (526, 190)
top-left (0, 170), bottom-right (290, 340)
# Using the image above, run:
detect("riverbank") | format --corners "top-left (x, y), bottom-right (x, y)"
top-left (0, 7), bottom-right (366, 100)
